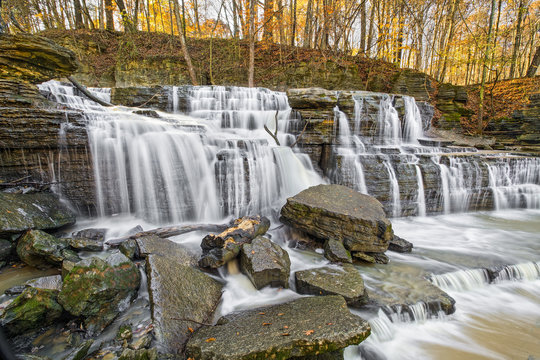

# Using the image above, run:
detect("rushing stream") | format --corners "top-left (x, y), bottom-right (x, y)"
top-left (36, 81), bottom-right (540, 359)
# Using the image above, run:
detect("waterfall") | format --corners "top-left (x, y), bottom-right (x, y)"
top-left (39, 82), bottom-right (322, 223)
top-left (415, 164), bottom-right (426, 216)
top-left (431, 269), bottom-right (491, 292)
top-left (383, 159), bottom-right (401, 217)
top-left (494, 262), bottom-right (540, 282)
top-left (402, 96), bottom-right (424, 144)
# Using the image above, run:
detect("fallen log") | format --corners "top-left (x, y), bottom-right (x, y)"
top-left (68, 76), bottom-right (113, 107)
top-left (106, 223), bottom-right (229, 247)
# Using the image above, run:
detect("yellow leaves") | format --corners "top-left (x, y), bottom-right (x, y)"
top-left (205, 337), bottom-right (216, 342)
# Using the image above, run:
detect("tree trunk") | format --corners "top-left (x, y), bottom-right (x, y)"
top-left (73, 0), bottom-right (84, 29)
top-left (526, 46), bottom-right (540, 77)
top-left (116, 0), bottom-right (135, 32)
top-left (173, 0), bottom-right (198, 85)
top-left (248, 0), bottom-right (256, 87)
top-left (303, 0), bottom-right (313, 48)
top-left (366, 0), bottom-right (376, 57)
top-left (509, 0), bottom-right (526, 78)
top-left (290, 0), bottom-right (297, 46)
top-left (439, 0), bottom-right (460, 83)
top-left (104, 0), bottom-right (114, 30)
top-left (478, 0), bottom-right (496, 133)
top-left (359, 0), bottom-right (366, 55)
top-left (263, 0), bottom-right (274, 42)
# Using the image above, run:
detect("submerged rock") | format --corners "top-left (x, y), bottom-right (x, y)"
top-left (388, 235), bottom-right (413, 253)
top-left (143, 238), bottom-right (222, 354)
top-left (240, 236), bottom-right (291, 289)
top-left (58, 253), bottom-right (140, 334)
top-left (0, 192), bottom-right (76, 237)
top-left (324, 239), bottom-right (352, 263)
top-left (186, 295), bottom-right (371, 359)
top-left (199, 215), bottom-right (270, 268)
top-left (16, 230), bottom-right (78, 269)
top-left (0, 287), bottom-right (63, 336)
top-left (280, 185), bottom-right (393, 254)
top-left (295, 264), bottom-right (368, 307)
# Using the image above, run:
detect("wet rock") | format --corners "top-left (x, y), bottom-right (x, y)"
top-left (239, 236), bottom-right (291, 289)
top-left (295, 265), bottom-right (368, 307)
top-left (280, 185), bottom-right (393, 253)
top-left (136, 235), bottom-right (196, 266)
top-left (118, 348), bottom-right (158, 360)
top-left (0, 34), bottom-right (78, 83)
top-left (120, 239), bottom-right (139, 260)
top-left (62, 339), bottom-right (94, 360)
top-left (186, 295), bottom-right (371, 359)
top-left (0, 238), bottom-right (13, 261)
top-left (133, 109), bottom-right (160, 118)
top-left (129, 334), bottom-right (152, 350)
top-left (4, 285), bottom-right (26, 296)
top-left (0, 287), bottom-right (63, 336)
top-left (199, 215), bottom-right (270, 268)
top-left (72, 228), bottom-right (107, 242)
top-left (324, 239), bottom-right (352, 263)
top-left (26, 275), bottom-right (62, 291)
top-left (388, 235), bottom-right (413, 253)
top-left (352, 252), bottom-right (389, 264)
top-left (67, 237), bottom-right (104, 252)
top-left (16, 230), bottom-right (77, 269)
top-left (143, 239), bottom-right (222, 354)
top-left (61, 260), bottom-right (76, 279)
top-left (58, 253), bottom-right (141, 334)
top-left (0, 193), bottom-right (76, 237)
top-left (123, 225), bottom-right (144, 237)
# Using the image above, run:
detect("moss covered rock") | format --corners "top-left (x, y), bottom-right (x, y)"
top-left (186, 295), bottom-right (370, 359)
top-left (0, 192), bottom-right (76, 237)
top-left (0, 287), bottom-right (63, 336)
top-left (58, 253), bottom-right (140, 333)
top-left (16, 230), bottom-right (76, 269)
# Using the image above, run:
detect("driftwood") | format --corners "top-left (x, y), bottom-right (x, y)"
top-left (68, 76), bottom-right (113, 107)
top-left (106, 223), bottom-right (229, 247)
top-left (264, 110), bottom-right (281, 146)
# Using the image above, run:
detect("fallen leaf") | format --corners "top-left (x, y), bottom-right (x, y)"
top-left (262, 322), bottom-right (272, 326)
top-left (281, 333), bottom-right (290, 336)
top-left (258, 312), bottom-right (265, 315)
top-left (326, 323), bottom-right (333, 325)
top-left (283, 325), bottom-right (289, 329)
top-left (205, 338), bottom-right (216, 343)
top-left (304, 330), bottom-right (314, 336)
top-left (188, 327), bottom-right (194, 333)
top-left (251, 250), bottom-right (255, 254)
top-left (277, 313), bottom-right (284, 316)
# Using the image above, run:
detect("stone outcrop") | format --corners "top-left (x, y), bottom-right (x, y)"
top-left (16, 230), bottom-right (79, 269)
top-left (0, 34), bottom-right (78, 84)
top-left (141, 237), bottom-right (223, 354)
top-left (240, 236), bottom-right (291, 289)
top-left (0, 193), bottom-right (75, 237)
top-left (58, 253), bottom-right (141, 334)
top-left (280, 185), bottom-right (393, 254)
top-left (295, 264), bottom-right (367, 307)
top-left (186, 295), bottom-right (370, 359)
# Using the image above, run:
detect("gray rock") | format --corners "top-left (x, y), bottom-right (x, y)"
top-left (240, 236), bottom-right (291, 289)
top-left (72, 228), bottom-right (107, 242)
top-left (352, 252), bottom-right (389, 264)
top-left (67, 237), bottom-right (104, 252)
top-left (133, 109), bottom-right (160, 118)
top-left (118, 348), bottom-right (158, 360)
top-left (120, 239), bottom-right (139, 260)
top-left (16, 230), bottom-right (71, 269)
top-left (143, 239), bottom-right (222, 354)
top-left (324, 239), bottom-right (352, 263)
top-left (388, 235), bottom-right (413, 253)
top-left (0, 287), bottom-right (63, 336)
top-left (186, 295), bottom-right (371, 359)
top-left (58, 253), bottom-right (141, 334)
top-left (295, 264), bottom-right (368, 307)
top-left (0, 192), bottom-right (76, 237)
top-left (280, 185), bottom-right (393, 253)
top-left (25, 275), bottom-right (62, 291)
top-left (62, 339), bottom-right (94, 360)
top-left (136, 235), bottom-right (196, 266)
top-left (0, 238), bottom-right (13, 260)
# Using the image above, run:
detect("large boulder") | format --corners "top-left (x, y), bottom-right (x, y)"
top-left (295, 264), bottom-right (367, 307)
top-left (280, 185), bottom-right (393, 253)
top-left (186, 295), bottom-right (371, 359)
top-left (58, 253), bottom-right (140, 334)
top-left (0, 34), bottom-right (78, 83)
top-left (0, 192), bottom-right (76, 237)
top-left (240, 236), bottom-right (291, 289)
top-left (199, 215), bottom-right (270, 268)
top-left (0, 287), bottom-right (63, 336)
top-left (143, 237), bottom-right (223, 354)
top-left (16, 230), bottom-right (79, 269)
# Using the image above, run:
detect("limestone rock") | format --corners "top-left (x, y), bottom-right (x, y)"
top-left (352, 252), bottom-right (389, 264)
top-left (0, 287), bottom-right (63, 336)
top-left (16, 230), bottom-right (75, 269)
top-left (67, 237), bottom-right (104, 252)
top-left (240, 236), bottom-right (291, 289)
top-left (0, 192), bottom-right (76, 237)
top-left (199, 215), bottom-right (270, 268)
top-left (58, 253), bottom-right (140, 334)
top-left (0, 34), bottom-right (78, 83)
top-left (388, 235), bottom-right (413, 253)
top-left (295, 264), bottom-right (367, 307)
top-left (186, 295), bottom-right (371, 359)
top-left (324, 239), bottom-right (352, 263)
top-left (280, 185), bottom-right (393, 253)
top-left (143, 240), bottom-right (222, 354)
top-left (26, 275), bottom-right (63, 291)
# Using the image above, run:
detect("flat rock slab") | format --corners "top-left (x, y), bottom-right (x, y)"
top-left (186, 295), bottom-right (370, 360)
top-left (240, 236), bottom-right (290, 289)
top-left (295, 265), bottom-right (367, 307)
top-left (280, 185), bottom-right (393, 253)
top-left (136, 235), bottom-right (197, 266)
top-left (0, 192), bottom-right (76, 237)
top-left (144, 240), bottom-right (222, 355)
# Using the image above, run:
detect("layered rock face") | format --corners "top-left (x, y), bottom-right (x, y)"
top-left (0, 35), bottom-right (96, 214)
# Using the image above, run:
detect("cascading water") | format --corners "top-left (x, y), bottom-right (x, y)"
top-left (39, 81), bottom-right (322, 223)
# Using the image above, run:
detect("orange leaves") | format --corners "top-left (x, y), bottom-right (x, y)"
top-left (205, 337), bottom-right (216, 342)
top-left (304, 329), bottom-right (314, 336)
